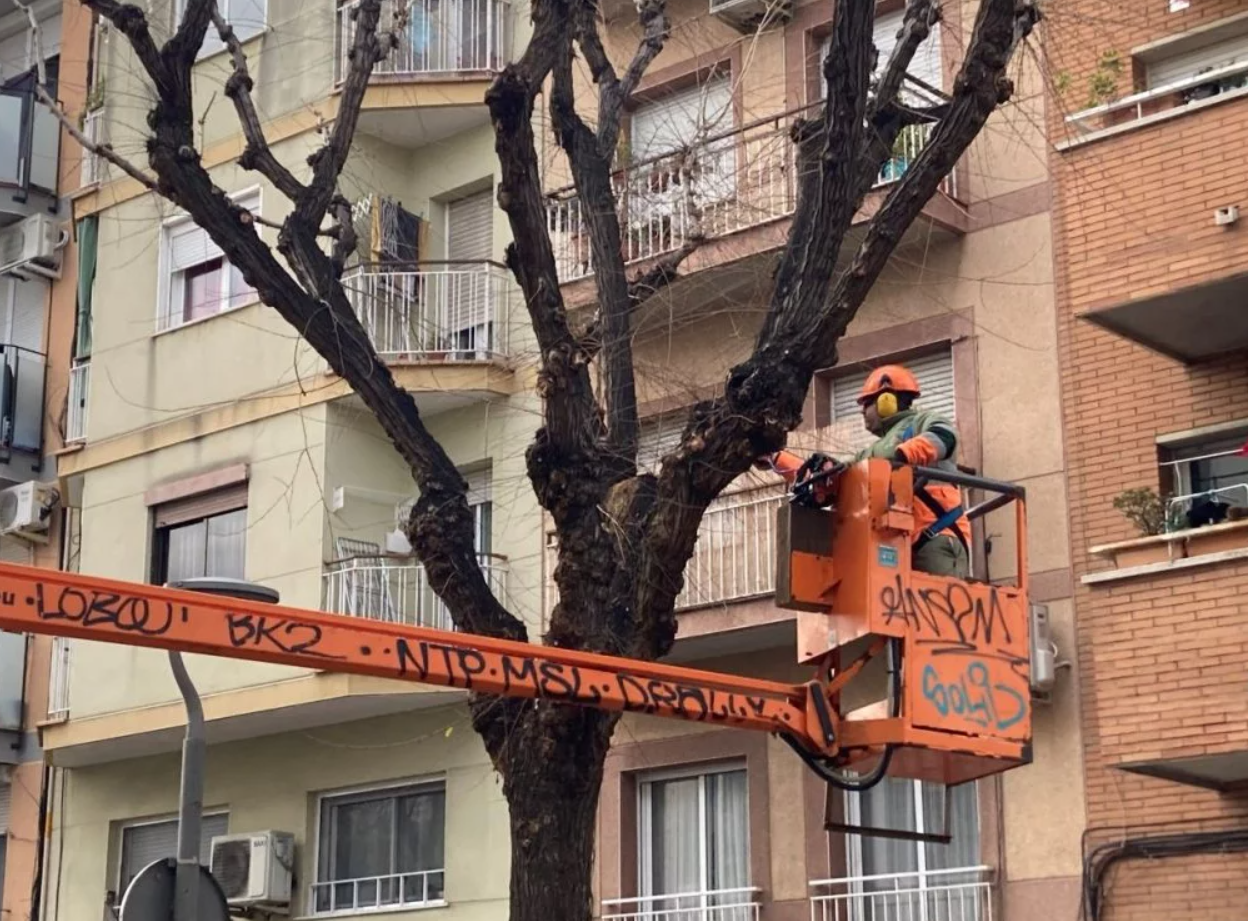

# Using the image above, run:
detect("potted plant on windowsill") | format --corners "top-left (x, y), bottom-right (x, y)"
top-left (1102, 487), bottom-right (1183, 567)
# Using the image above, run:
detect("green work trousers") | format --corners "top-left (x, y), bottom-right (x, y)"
top-left (913, 534), bottom-right (970, 578)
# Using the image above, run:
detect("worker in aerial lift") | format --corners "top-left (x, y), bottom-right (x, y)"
top-left (755, 364), bottom-right (971, 577)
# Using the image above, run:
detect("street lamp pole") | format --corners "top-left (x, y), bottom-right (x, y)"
top-left (164, 578), bottom-right (280, 921)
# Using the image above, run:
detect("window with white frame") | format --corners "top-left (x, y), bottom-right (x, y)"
top-left (117, 812), bottom-right (229, 896)
top-left (818, 9), bottom-right (943, 102)
top-left (1145, 30), bottom-right (1248, 94)
top-left (174, 0), bottom-right (267, 58)
top-left (1159, 425), bottom-right (1248, 529)
top-left (846, 777), bottom-right (980, 912)
top-left (158, 189), bottom-right (261, 332)
top-left (312, 780), bottom-right (446, 915)
top-left (636, 414), bottom-right (687, 474)
top-left (636, 763), bottom-right (751, 915)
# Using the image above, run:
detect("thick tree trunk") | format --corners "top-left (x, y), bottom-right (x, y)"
top-left (474, 699), bottom-right (618, 921)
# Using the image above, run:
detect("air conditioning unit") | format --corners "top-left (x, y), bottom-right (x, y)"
top-left (0, 214), bottom-right (63, 280)
top-left (209, 830), bottom-right (295, 910)
top-left (708, 0), bottom-right (792, 33)
top-left (1029, 602), bottom-right (1057, 695)
top-left (0, 481), bottom-right (57, 542)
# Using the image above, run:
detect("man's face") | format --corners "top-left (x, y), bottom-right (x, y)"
top-left (861, 399), bottom-right (883, 435)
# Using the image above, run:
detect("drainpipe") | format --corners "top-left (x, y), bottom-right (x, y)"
top-left (163, 578), bottom-right (280, 921)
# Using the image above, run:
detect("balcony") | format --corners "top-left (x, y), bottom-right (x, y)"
top-left (67, 359), bottom-right (90, 444)
top-left (602, 888), bottom-right (762, 921)
top-left (545, 108), bottom-right (960, 291)
top-left (1062, 58), bottom-right (1248, 149)
top-left (322, 552), bottom-right (508, 630)
top-left (336, 0), bottom-right (510, 145)
top-left (0, 76), bottom-right (61, 225)
top-left (810, 867), bottom-right (994, 921)
top-left (343, 261), bottom-right (512, 363)
top-left (47, 637), bottom-right (71, 722)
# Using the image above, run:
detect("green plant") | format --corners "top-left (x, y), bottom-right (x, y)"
top-left (1087, 49), bottom-right (1123, 107)
top-left (1113, 486), bottom-right (1185, 536)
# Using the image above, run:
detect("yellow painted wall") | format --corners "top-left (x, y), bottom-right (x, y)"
top-left (51, 704), bottom-right (509, 919)
top-left (71, 408), bottom-right (330, 716)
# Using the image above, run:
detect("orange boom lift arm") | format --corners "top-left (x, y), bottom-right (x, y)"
top-left (0, 458), bottom-right (1034, 792)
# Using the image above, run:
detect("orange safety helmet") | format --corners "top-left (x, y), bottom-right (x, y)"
top-left (857, 364), bottom-right (922, 405)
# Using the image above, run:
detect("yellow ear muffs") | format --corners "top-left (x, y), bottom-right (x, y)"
top-left (876, 391), bottom-right (899, 418)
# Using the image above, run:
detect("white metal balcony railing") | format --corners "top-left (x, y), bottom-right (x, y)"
top-left (1066, 57), bottom-right (1248, 139)
top-left (545, 482), bottom-right (787, 616)
top-left (67, 358), bottom-right (90, 444)
top-left (79, 108), bottom-right (105, 186)
top-left (342, 262), bottom-right (511, 362)
top-left (47, 636), bottom-right (71, 721)
top-left (603, 888), bottom-right (763, 921)
top-left (546, 97), bottom-right (951, 283)
top-left (810, 867), bottom-right (993, 921)
top-left (309, 869), bottom-right (445, 915)
top-left (323, 553), bottom-right (507, 630)
top-left (336, 0), bottom-right (509, 83)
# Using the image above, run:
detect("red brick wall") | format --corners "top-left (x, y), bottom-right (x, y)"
top-left (1049, 4), bottom-right (1248, 918)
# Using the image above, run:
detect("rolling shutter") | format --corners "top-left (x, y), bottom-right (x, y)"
top-left (630, 76), bottom-right (734, 159)
top-left (637, 416), bottom-right (686, 473)
top-left (820, 11), bottom-right (943, 98)
top-left (1146, 32), bottom-right (1248, 88)
top-left (446, 191), bottom-right (494, 332)
top-left (825, 348), bottom-right (956, 456)
top-left (0, 783), bottom-right (10, 833)
top-left (119, 814), bottom-right (228, 891)
top-left (447, 191), bottom-right (493, 262)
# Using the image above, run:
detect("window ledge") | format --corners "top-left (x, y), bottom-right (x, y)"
top-left (152, 298), bottom-right (259, 339)
top-left (1084, 518), bottom-right (1248, 584)
top-left (296, 900), bottom-right (449, 920)
top-left (1057, 83), bottom-right (1248, 151)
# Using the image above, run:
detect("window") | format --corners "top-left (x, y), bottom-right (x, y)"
top-left (151, 484), bottom-right (248, 584)
top-left (637, 414), bottom-right (687, 474)
top-left (628, 75), bottom-right (737, 223)
top-left (818, 9), bottom-right (942, 102)
top-left (846, 777), bottom-right (981, 912)
top-left (1160, 427), bottom-right (1248, 529)
top-left (1146, 31), bottom-right (1248, 95)
top-left (823, 348), bottom-right (956, 457)
top-left (313, 781), bottom-right (446, 914)
top-left (637, 764), bottom-right (750, 913)
top-left (0, 55), bottom-right (60, 194)
top-left (159, 189), bottom-right (260, 331)
top-left (445, 190), bottom-right (495, 356)
top-left (118, 813), bottom-right (228, 896)
top-left (174, 0), bottom-right (266, 57)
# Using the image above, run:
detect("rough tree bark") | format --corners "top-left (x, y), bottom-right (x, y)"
top-left (50, 0), bottom-right (1039, 914)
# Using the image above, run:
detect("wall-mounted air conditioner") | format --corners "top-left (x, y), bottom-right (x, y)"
top-left (1029, 602), bottom-right (1057, 695)
top-left (0, 214), bottom-right (63, 280)
top-left (709, 0), bottom-right (792, 33)
top-left (209, 830), bottom-right (296, 911)
top-left (0, 481), bottom-right (58, 542)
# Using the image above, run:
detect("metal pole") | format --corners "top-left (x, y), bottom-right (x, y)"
top-left (162, 578), bottom-right (280, 921)
top-left (168, 651), bottom-right (205, 921)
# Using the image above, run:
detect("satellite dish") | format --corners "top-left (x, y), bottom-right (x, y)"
top-left (118, 858), bottom-right (229, 921)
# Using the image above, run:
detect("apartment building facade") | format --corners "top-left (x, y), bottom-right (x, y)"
top-left (43, 0), bottom-right (542, 917)
top-left (541, 1), bottom-right (1084, 920)
top-left (40, 1), bottom-right (1092, 921)
top-left (1050, 1), bottom-right (1248, 918)
top-left (0, 0), bottom-right (94, 917)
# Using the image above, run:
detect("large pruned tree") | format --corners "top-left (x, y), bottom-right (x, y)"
top-left (33, 0), bottom-right (1039, 915)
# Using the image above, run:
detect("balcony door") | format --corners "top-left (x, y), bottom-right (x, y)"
top-left (637, 763), bottom-right (751, 920)
top-left (628, 76), bottom-right (736, 257)
top-left (845, 777), bottom-right (983, 921)
top-left (444, 189), bottom-right (494, 357)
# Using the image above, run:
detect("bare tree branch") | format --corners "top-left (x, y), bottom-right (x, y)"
top-left (212, 6), bottom-right (306, 200)
top-left (589, 0), bottom-right (670, 154)
top-left (297, 0), bottom-right (396, 226)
